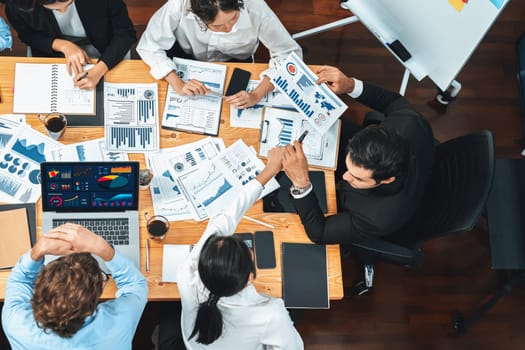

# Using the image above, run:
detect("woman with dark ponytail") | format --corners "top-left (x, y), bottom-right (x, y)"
top-left (165, 147), bottom-right (303, 349)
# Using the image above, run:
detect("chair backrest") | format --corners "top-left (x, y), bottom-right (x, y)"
top-left (396, 130), bottom-right (495, 246)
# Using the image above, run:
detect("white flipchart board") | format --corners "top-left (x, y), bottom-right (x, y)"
top-left (344, 0), bottom-right (510, 90)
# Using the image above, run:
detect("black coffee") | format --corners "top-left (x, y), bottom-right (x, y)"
top-left (148, 220), bottom-right (168, 236)
top-left (46, 117), bottom-right (66, 132)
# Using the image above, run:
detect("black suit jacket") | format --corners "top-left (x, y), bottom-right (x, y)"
top-left (5, 0), bottom-right (136, 69)
top-left (293, 82), bottom-right (435, 244)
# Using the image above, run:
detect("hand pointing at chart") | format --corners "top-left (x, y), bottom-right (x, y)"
top-left (316, 66), bottom-right (355, 95)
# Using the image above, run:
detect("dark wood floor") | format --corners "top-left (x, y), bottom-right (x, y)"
top-left (2, 1), bottom-right (525, 349)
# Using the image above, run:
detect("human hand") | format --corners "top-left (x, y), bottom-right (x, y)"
top-left (266, 146), bottom-right (284, 175)
top-left (282, 141), bottom-right (310, 188)
top-left (44, 223), bottom-right (114, 261)
top-left (223, 90), bottom-right (259, 109)
top-left (255, 146), bottom-right (284, 186)
top-left (316, 65), bottom-right (355, 94)
top-left (57, 40), bottom-right (90, 76)
top-left (73, 61), bottom-right (107, 90)
top-left (175, 79), bottom-right (209, 96)
top-left (30, 236), bottom-right (74, 261)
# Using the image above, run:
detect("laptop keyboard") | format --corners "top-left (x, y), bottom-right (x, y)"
top-left (52, 218), bottom-right (130, 245)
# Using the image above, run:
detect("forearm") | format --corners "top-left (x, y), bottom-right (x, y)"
top-left (3, 252), bottom-right (42, 317)
top-left (292, 192), bottom-right (328, 243)
top-left (356, 81), bottom-right (409, 115)
top-left (249, 76), bottom-right (273, 103)
top-left (106, 250), bottom-right (148, 300)
top-left (164, 70), bottom-right (186, 94)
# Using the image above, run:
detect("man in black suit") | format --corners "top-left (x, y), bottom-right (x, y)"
top-left (281, 66), bottom-right (434, 244)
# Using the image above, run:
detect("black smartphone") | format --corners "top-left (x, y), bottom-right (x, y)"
top-left (236, 232), bottom-right (256, 278)
top-left (225, 68), bottom-right (251, 96)
top-left (387, 40), bottom-right (412, 62)
top-left (254, 231), bottom-right (276, 269)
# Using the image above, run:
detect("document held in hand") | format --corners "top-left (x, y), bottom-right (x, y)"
top-left (13, 63), bottom-right (95, 115)
top-left (270, 52), bottom-right (348, 134)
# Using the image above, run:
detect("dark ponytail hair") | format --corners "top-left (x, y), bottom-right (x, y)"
top-left (190, 0), bottom-right (244, 23)
top-left (190, 234), bottom-right (255, 344)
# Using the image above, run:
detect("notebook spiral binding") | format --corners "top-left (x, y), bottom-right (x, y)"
top-left (50, 64), bottom-right (59, 113)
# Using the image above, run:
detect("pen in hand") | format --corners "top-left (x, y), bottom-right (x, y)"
top-left (297, 130), bottom-right (309, 143)
top-left (76, 71), bottom-right (88, 82)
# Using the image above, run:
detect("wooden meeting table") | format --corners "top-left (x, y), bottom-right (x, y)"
top-left (0, 56), bottom-right (343, 301)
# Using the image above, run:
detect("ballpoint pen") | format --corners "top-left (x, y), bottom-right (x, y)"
top-left (76, 71), bottom-right (88, 81)
top-left (145, 238), bottom-right (150, 273)
top-left (297, 130), bottom-right (309, 143)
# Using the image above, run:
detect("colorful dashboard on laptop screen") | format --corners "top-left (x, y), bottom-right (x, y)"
top-left (41, 162), bottom-right (139, 212)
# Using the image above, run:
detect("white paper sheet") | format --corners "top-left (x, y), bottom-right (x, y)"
top-left (161, 244), bottom-right (193, 282)
top-left (50, 138), bottom-right (129, 161)
top-left (162, 58), bottom-right (226, 135)
top-left (104, 82), bottom-right (160, 152)
top-left (0, 125), bottom-right (61, 203)
top-left (259, 107), bottom-right (341, 170)
top-left (146, 137), bottom-right (225, 221)
top-left (270, 52), bottom-right (348, 134)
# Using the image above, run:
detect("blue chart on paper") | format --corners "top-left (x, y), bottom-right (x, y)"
top-left (138, 100), bottom-right (156, 123)
top-left (274, 75), bottom-right (314, 118)
top-left (0, 133), bottom-right (12, 149)
top-left (110, 127), bottom-right (153, 149)
top-left (12, 138), bottom-right (46, 163)
top-left (0, 172), bottom-right (21, 196)
top-left (202, 178), bottom-right (232, 206)
top-left (117, 88), bottom-right (135, 98)
top-left (277, 118), bottom-right (294, 145)
top-left (297, 75), bottom-right (314, 91)
top-left (237, 104), bottom-right (263, 118)
top-left (75, 145), bottom-right (87, 161)
top-left (185, 152), bottom-right (197, 166)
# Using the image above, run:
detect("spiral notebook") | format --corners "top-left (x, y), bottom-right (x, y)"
top-left (13, 63), bottom-right (96, 115)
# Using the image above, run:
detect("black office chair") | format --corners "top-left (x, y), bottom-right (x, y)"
top-left (351, 130), bottom-right (495, 294)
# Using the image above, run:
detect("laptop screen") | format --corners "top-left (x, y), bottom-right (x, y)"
top-left (41, 162), bottom-right (139, 212)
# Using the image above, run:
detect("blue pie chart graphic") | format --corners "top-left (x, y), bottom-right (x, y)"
top-left (28, 169), bottom-right (41, 184)
top-left (97, 175), bottom-right (128, 189)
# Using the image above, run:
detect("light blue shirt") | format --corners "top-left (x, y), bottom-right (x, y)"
top-left (2, 250), bottom-right (148, 350)
top-left (0, 17), bottom-right (12, 51)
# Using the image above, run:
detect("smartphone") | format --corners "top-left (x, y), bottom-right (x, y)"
top-left (254, 231), bottom-right (276, 269)
top-left (236, 232), bottom-right (256, 278)
top-left (225, 68), bottom-right (251, 96)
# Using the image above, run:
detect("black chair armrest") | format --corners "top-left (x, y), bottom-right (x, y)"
top-left (351, 238), bottom-right (424, 267)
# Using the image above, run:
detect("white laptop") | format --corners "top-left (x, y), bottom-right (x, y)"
top-left (41, 161), bottom-right (140, 271)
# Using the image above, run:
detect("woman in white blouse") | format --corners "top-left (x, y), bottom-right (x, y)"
top-left (163, 147), bottom-right (304, 350)
top-left (137, 0), bottom-right (302, 110)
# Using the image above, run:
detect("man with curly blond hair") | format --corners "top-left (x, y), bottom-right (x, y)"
top-left (2, 224), bottom-right (148, 350)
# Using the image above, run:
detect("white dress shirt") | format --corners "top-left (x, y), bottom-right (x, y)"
top-left (137, 0), bottom-right (302, 80)
top-left (177, 180), bottom-right (304, 350)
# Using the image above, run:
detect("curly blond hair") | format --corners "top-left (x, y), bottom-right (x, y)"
top-left (31, 253), bottom-right (104, 338)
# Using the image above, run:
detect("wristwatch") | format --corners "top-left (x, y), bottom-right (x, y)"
top-left (290, 182), bottom-right (312, 196)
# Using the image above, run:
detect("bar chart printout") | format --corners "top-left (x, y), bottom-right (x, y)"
top-left (104, 82), bottom-right (160, 152)
top-left (271, 52), bottom-right (348, 134)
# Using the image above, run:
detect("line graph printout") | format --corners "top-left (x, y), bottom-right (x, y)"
top-left (271, 52), bottom-right (347, 134)
top-left (162, 58), bottom-right (226, 135)
top-left (0, 115), bottom-right (26, 153)
top-left (177, 140), bottom-right (279, 220)
top-left (104, 82), bottom-right (159, 152)
top-left (259, 107), bottom-right (340, 170)
top-left (146, 137), bottom-right (225, 221)
top-left (50, 139), bottom-right (128, 162)
top-left (230, 80), bottom-right (295, 129)
top-left (0, 126), bottom-right (61, 203)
